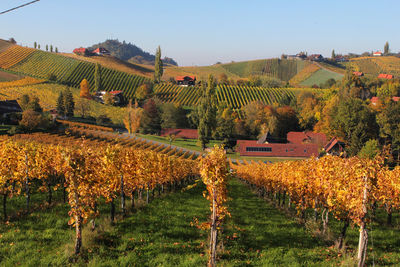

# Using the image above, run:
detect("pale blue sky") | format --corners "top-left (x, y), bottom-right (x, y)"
top-left (1, 0), bottom-right (399, 66)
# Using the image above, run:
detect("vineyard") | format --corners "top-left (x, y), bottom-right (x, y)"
top-left (222, 58), bottom-right (303, 82)
top-left (231, 155), bottom-right (400, 266)
top-left (0, 45), bottom-right (149, 95)
top-left (351, 56), bottom-right (400, 77)
top-left (0, 77), bottom-right (45, 89)
top-left (154, 84), bottom-right (318, 108)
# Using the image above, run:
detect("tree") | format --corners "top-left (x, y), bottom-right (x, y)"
top-left (161, 103), bottom-right (187, 129)
top-left (64, 87), bottom-right (75, 117)
top-left (197, 75), bottom-right (217, 150)
top-left (218, 73), bottom-right (228, 85)
top-left (9, 38), bottom-right (16, 44)
top-left (19, 110), bottom-right (42, 131)
top-left (331, 98), bottom-right (378, 156)
top-left (384, 41), bottom-right (390, 55)
top-left (94, 64), bottom-right (102, 92)
top-left (213, 105), bottom-right (236, 149)
top-left (154, 46), bottom-right (163, 83)
top-left (38, 44), bottom-right (41, 50)
top-left (46, 45), bottom-right (48, 51)
top-left (50, 45), bottom-right (53, 53)
top-left (34, 42), bottom-right (37, 49)
top-left (331, 49), bottom-right (336, 60)
top-left (80, 79), bottom-right (91, 99)
top-left (55, 47), bottom-right (58, 53)
top-left (124, 100), bottom-right (142, 134)
top-left (19, 94), bottom-right (30, 111)
top-left (140, 98), bottom-right (161, 134)
top-left (103, 93), bottom-right (116, 105)
top-left (75, 98), bottom-right (91, 118)
top-left (56, 91), bottom-right (65, 118)
top-left (27, 96), bottom-right (43, 113)
top-left (135, 82), bottom-right (153, 102)
top-left (358, 139), bottom-right (380, 159)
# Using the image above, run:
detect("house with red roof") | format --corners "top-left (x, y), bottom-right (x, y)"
top-left (353, 71), bottom-right (364, 77)
top-left (175, 76), bottom-right (196, 86)
top-left (378, 74), bottom-right (394, 79)
top-left (287, 131), bottom-right (327, 149)
top-left (324, 137), bottom-right (345, 156)
top-left (73, 47), bottom-right (91, 56)
top-left (92, 47), bottom-right (110, 56)
top-left (373, 51), bottom-right (383, 57)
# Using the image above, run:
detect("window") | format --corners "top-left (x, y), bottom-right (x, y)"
top-left (246, 147), bottom-right (272, 152)
top-left (304, 149), bottom-right (307, 153)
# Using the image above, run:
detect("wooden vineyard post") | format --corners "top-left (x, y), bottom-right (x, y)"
top-left (25, 154), bottom-right (30, 214)
top-left (74, 214), bottom-right (82, 255)
top-left (209, 188), bottom-right (217, 267)
top-left (120, 175), bottom-right (126, 216)
top-left (199, 146), bottom-right (230, 267)
top-left (357, 176), bottom-right (369, 267)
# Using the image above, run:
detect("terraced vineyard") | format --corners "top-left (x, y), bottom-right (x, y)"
top-left (154, 84), bottom-right (319, 108)
top-left (351, 56), bottom-right (400, 77)
top-left (0, 45), bottom-right (149, 95)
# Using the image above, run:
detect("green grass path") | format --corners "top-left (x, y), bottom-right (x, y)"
top-left (8, 178), bottom-right (400, 266)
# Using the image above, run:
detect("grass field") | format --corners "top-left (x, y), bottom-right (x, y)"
top-left (300, 69), bottom-right (343, 86)
top-left (1, 177), bottom-right (399, 266)
top-left (0, 83), bottom-right (126, 125)
top-left (0, 69), bottom-right (21, 82)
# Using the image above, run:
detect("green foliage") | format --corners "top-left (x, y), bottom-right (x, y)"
top-left (384, 41), bottom-right (390, 55)
top-left (19, 94), bottom-right (30, 111)
top-left (376, 100), bottom-right (400, 159)
top-left (27, 95), bottom-right (43, 113)
top-left (50, 45), bottom-right (53, 53)
top-left (301, 69), bottom-right (343, 87)
top-left (56, 91), bottom-right (65, 117)
top-left (161, 103), bottom-right (188, 129)
top-left (34, 42), bottom-right (37, 49)
top-left (135, 82), bottom-right (153, 102)
top-left (47, 73), bottom-right (57, 81)
top-left (358, 139), bottom-right (380, 159)
top-left (140, 98), bottom-right (161, 134)
top-left (213, 104), bottom-right (236, 149)
top-left (64, 87), bottom-right (75, 117)
top-left (197, 75), bottom-right (217, 150)
top-left (331, 98), bottom-right (378, 156)
top-left (154, 46), bottom-right (163, 83)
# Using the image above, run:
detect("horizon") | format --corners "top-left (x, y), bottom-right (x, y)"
top-left (1, 0), bottom-right (399, 66)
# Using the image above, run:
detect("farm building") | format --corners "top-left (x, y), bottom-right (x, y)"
top-left (308, 54), bottom-right (324, 61)
top-left (324, 137), bottom-right (345, 156)
top-left (373, 51), bottom-right (383, 57)
top-left (0, 100), bottom-right (22, 117)
top-left (378, 74), bottom-right (394, 79)
top-left (237, 140), bottom-right (319, 158)
top-left (92, 47), bottom-right (110, 56)
top-left (237, 131), bottom-right (327, 158)
top-left (73, 47), bottom-right (91, 56)
top-left (161, 128), bottom-right (198, 139)
top-left (353, 71), bottom-right (364, 77)
top-left (175, 76), bottom-right (196, 86)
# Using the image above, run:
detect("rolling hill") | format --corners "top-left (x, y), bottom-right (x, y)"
top-left (350, 56), bottom-right (400, 77)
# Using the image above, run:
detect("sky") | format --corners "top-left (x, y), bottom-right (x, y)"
top-left (1, 0), bottom-right (399, 66)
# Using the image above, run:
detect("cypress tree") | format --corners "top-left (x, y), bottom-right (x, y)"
top-left (64, 87), bottom-right (75, 118)
top-left (34, 42), bottom-right (37, 49)
top-left (197, 75), bottom-right (217, 150)
top-left (154, 46), bottom-right (163, 83)
top-left (55, 47), bottom-right (58, 53)
top-left (50, 45), bottom-right (53, 53)
top-left (384, 41), bottom-right (390, 55)
top-left (94, 63), bottom-right (102, 91)
top-left (46, 45), bottom-right (48, 51)
top-left (56, 91), bottom-right (65, 117)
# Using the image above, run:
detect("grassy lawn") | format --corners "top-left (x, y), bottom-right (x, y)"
top-left (0, 178), bottom-right (400, 265)
top-left (0, 125), bottom-right (11, 135)
top-left (136, 133), bottom-right (304, 163)
top-left (301, 69), bottom-right (343, 87)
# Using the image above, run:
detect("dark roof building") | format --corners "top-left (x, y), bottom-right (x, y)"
top-left (0, 100), bottom-right (22, 117)
top-left (175, 76), bottom-right (196, 86)
top-left (92, 47), bottom-right (110, 55)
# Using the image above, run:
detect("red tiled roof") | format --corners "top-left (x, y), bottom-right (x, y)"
top-left (324, 137), bottom-right (345, 154)
top-left (73, 48), bottom-right (87, 54)
top-left (373, 51), bottom-right (383, 55)
top-left (371, 96), bottom-right (399, 104)
top-left (287, 131), bottom-right (327, 148)
top-left (175, 76), bottom-right (196, 81)
top-left (92, 47), bottom-right (110, 54)
top-left (237, 140), bottom-right (319, 157)
top-left (161, 128), bottom-right (198, 139)
top-left (353, 71), bottom-right (364, 76)
top-left (378, 74), bottom-right (394, 79)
